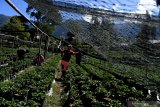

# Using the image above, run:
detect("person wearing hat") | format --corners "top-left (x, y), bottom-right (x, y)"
top-left (58, 44), bottom-right (78, 79)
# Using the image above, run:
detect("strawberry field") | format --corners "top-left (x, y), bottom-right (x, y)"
top-left (0, 43), bottom-right (160, 107)
top-left (1, 1), bottom-right (160, 106)
top-left (59, 56), bottom-right (160, 107)
top-left (0, 46), bottom-right (58, 106)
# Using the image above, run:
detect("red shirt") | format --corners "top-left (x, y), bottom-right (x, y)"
top-left (61, 49), bottom-right (77, 62)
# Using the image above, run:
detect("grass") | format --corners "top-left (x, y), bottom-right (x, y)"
top-left (43, 81), bottom-right (62, 107)
top-left (43, 65), bottom-right (64, 107)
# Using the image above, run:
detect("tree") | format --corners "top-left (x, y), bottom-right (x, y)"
top-left (24, 1), bottom-right (61, 43)
top-left (82, 16), bottom-right (119, 58)
top-left (26, 5), bottom-right (55, 35)
top-left (24, 0), bottom-right (62, 58)
top-left (2, 16), bottom-right (30, 40)
top-left (136, 21), bottom-right (156, 64)
top-left (62, 20), bottom-right (82, 45)
top-left (40, 23), bottom-right (55, 35)
top-left (25, 0), bottom-right (61, 35)
top-left (25, 0), bottom-right (61, 24)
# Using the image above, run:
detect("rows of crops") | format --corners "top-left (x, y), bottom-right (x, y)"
top-left (59, 56), bottom-right (160, 107)
top-left (1, 46), bottom-right (160, 106)
top-left (0, 47), bottom-right (42, 81)
top-left (0, 46), bottom-right (59, 106)
top-left (88, 56), bottom-right (160, 91)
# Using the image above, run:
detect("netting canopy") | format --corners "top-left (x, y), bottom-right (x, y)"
top-left (2, 0), bottom-right (160, 106)
top-left (24, 0), bottom-right (160, 74)
top-left (25, 0), bottom-right (160, 58)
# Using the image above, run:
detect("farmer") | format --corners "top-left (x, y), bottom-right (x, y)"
top-left (17, 48), bottom-right (29, 60)
top-left (33, 53), bottom-right (45, 66)
top-left (58, 44), bottom-right (78, 79)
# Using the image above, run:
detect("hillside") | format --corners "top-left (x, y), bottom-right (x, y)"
top-left (0, 14), bottom-right (10, 27)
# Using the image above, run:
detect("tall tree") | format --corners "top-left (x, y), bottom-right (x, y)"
top-left (136, 22), bottom-right (156, 62)
top-left (25, 0), bottom-right (61, 24)
top-left (2, 16), bottom-right (30, 40)
top-left (24, 1), bottom-right (60, 45)
top-left (24, 0), bottom-right (62, 58)
top-left (26, 6), bottom-right (55, 36)
top-left (24, 0), bottom-right (61, 36)
top-left (63, 20), bottom-right (82, 45)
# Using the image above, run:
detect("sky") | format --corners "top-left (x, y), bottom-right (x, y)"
top-left (56, 0), bottom-right (159, 23)
top-left (0, 0), bottom-right (30, 18)
top-left (0, 0), bottom-right (159, 22)
top-left (55, 0), bottom-right (159, 15)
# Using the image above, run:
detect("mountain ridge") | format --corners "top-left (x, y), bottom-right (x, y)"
top-left (0, 14), bottom-right (10, 27)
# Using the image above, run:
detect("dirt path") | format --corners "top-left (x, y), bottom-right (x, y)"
top-left (44, 70), bottom-right (65, 107)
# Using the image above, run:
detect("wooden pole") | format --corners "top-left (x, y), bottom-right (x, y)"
top-left (44, 36), bottom-right (49, 59)
top-left (0, 38), bottom-right (2, 48)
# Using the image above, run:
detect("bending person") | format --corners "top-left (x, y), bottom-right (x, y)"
top-left (33, 53), bottom-right (45, 66)
top-left (17, 48), bottom-right (29, 60)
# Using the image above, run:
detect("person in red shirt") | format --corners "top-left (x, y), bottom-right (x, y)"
top-left (58, 44), bottom-right (78, 79)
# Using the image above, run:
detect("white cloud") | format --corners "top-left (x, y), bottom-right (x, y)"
top-left (54, 0), bottom-right (159, 16)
